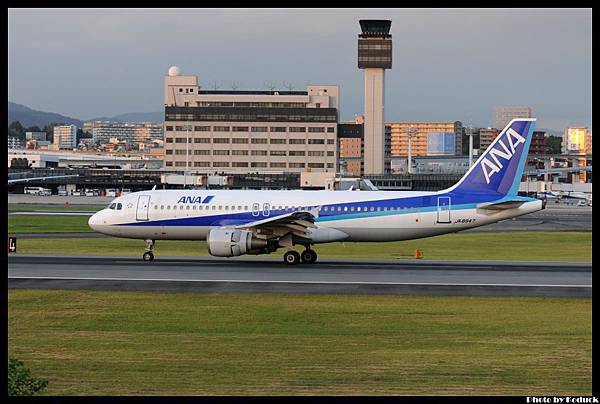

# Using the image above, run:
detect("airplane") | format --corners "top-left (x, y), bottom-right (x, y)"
top-left (88, 118), bottom-right (543, 265)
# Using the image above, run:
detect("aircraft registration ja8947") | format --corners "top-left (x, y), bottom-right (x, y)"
top-left (89, 119), bottom-right (543, 265)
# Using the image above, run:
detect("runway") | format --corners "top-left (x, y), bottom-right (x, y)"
top-left (8, 254), bottom-right (591, 298)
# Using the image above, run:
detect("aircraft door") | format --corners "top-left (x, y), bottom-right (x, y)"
top-left (437, 196), bottom-right (451, 224)
top-left (136, 195), bottom-right (150, 221)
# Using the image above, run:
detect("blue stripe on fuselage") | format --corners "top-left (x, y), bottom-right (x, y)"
top-left (116, 193), bottom-right (536, 227)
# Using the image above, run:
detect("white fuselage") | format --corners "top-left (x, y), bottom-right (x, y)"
top-left (88, 189), bottom-right (542, 243)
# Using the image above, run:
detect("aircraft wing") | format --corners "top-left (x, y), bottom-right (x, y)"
top-left (476, 200), bottom-right (527, 211)
top-left (233, 208), bottom-right (319, 243)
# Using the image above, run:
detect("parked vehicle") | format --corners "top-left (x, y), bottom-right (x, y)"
top-left (121, 188), bottom-right (132, 195)
top-left (106, 188), bottom-right (118, 197)
top-left (58, 190), bottom-right (68, 196)
top-left (24, 187), bottom-right (51, 196)
top-left (577, 200), bottom-right (587, 207)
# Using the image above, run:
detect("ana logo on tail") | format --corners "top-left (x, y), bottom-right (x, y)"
top-left (480, 128), bottom-right (526, 184)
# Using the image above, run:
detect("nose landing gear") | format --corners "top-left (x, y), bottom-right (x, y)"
top-left (143, 239), bottom-right (155, 261)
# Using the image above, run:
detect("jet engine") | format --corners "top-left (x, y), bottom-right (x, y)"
top-left (207, 229), bottom-right (270, 257)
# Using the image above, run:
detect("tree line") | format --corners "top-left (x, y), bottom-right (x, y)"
top-left (8, 121), bottom-right (92, 141)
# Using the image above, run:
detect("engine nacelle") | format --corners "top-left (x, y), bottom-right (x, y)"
top-left (207, 229), bottom-right (269, 257)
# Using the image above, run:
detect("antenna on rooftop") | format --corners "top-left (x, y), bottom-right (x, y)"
top-left (210, 81), bottom-right (221, 91)
top-left (264, 82), bottom-right (277, 92)
top-left (283, 82), bottom-right (295, 91)
top-left (230, 81), bottom-right (240, 91)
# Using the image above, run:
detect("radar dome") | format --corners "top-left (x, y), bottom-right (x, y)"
top-left (168, 66), bottom-right (181, 76)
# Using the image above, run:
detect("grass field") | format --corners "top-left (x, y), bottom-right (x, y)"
top-left (8, 290), bottom-right (591, 395)
top-left (8, 215), bottom-right (94, 234)
top-left (8, 204), bottom-right (103, 212)
top-left (11, 231), bottom-right (592, 261)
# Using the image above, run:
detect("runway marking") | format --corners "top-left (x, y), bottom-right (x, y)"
top-left (7, 276), bottom-right (591, 288)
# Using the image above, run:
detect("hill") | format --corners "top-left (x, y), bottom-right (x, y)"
top-left (8, 102), bottom-right (83, 128)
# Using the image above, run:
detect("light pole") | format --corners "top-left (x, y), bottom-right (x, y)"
top-left (467, 125), bottom-right (474, 168)
top-left (407, 127), bottom-right (415, 174)
top-left (185, 125), bottom-right (189, 188)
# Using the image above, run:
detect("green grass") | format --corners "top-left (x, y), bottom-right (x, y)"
top-left (12, 232), bottom-right (592, 261)
top-left (8, 215), bottom-right (94, 234)
top-left (8, 290), bottom-right (591, 395)
top-left (8, 204), bottom-right (104, 212)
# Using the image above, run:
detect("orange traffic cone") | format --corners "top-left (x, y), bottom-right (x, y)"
top-left (414, 249), bottom-right (423, 259)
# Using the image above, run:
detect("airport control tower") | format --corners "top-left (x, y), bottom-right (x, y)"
top-left (358, 19), bottom-right (392, 174)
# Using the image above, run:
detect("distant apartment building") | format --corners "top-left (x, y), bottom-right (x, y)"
top-left (389, 121), bottom-right (463, 157)
top-left (493, 106), bottom-right (532, 130)
top-left (87, 121), bottom-right (163, 145)
top-left (163, 68), bottom-right (338, 173)
top-left (563, 127), bottom-right (590, 155)
top-left (338, 120), bottom-right (364, 176)
top-left (426, 132), bottom-right (455, 156)
top-left (530, 131), bottom-right (547, 155)
top-left (53, 125), bottom-right (77, 150)
top-left (478, 127), bottom-right (499, 151)
top-left (25, 131), bottom-right (47, 141)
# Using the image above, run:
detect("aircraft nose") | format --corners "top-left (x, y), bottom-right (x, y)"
top-left (88, 212), bottom-right (100, 231)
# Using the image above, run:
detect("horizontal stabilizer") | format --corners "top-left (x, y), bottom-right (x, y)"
top-left (476, 200), bottom-right (527, 211)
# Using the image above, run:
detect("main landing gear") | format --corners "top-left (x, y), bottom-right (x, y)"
top-left (143, 239), bottom-right (155, 261)
top-left (283, 247), bottom-right (318, 265)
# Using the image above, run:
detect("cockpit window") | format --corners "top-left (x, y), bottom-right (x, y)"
top-left (117, 203), bottom-right (123, 210)
top-left (109, 203), bottom-right (116, 210)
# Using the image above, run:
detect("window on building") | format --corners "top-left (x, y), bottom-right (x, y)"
top-left (165, 150), bottom-right (173, 155)
top-left (270, 138), bottom-right (286, 144)
top-left (308, 163), bottom-right (325, 168)
top-left (289, 151), bottom-right (306, 156)
top-left (213, 162), bottom-right (230, 167)
top-left (308, 151), bottom-right (324, 156)
top-left (270, 127), bottom-right (286, 132)
top-left (165, 161), bottom-right (173, 166)
top-left (194, 126), bottom-right (210, 131)
top-left (308, 127), bottom-right (325, 133)
top-left (289, 127), bottom-right (306, 133)
top-left (194, 150), bottom-right (210, 155)
top-left (270, 162), bottom-right (286, 168)
top-left (327, 139), bottom-right (334, 144)
top-left (231, 150), bottom-right (248, 155)
top-left (165, 137), bottom-right (173, 143)
top-left (232, 162), bottom-right (248, 167)
top-left (232, 138), bottom-right (248, 144)
top-left (232, 126), bottom-right (249, 132)
top-left (251, 162), bottom-right (267, 167)
top-left (213, 138), bottom-right (230, 143)
top-left (213, 126), bottom-right (230, 132)
top-left (289, 139), bottom-right (305, 144)
top-left (251, 150), bottom-right (268, 156)
top-left (166, 126), bottom-right (173, 131)
top-left (289, 162), bottom-right (305, 168)
top-left (270, 150), bottom-right (286, 156)
top-left (194, 162), bottom-right (210, 167)
top-left (194, 138), bottom-right (210, 143)
top-left (251, 127), bottom-right (268, 132)
top-left (213, 150), bottom-right (230, 155)
top-left (327, 127), bottom-right (335, 133)
top-left (308, 139), bottom-right (325, 144)
top-left (251, 138), bottom-right (268, 144)
top-left (327, 151), bottom-right (334, 156)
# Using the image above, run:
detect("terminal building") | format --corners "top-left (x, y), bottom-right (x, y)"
top-left (163, 67), bottom-right (338, 173)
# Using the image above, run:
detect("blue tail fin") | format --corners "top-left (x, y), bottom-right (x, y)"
top-left (448, 119), bottom-right (536, 198)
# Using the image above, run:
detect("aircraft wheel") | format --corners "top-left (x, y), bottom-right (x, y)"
top-left (143, 251), bottom-right (154, 262)
top-left (301, 249), bottom-right (317, 264)
top-left (283, 251), bottom-right (301, 265)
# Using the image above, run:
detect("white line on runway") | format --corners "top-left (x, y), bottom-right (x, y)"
top-left (7, 276), bottom-right (591, 288)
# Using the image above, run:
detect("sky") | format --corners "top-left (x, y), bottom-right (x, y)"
top-left (8, 8), bottom-right (592, 131)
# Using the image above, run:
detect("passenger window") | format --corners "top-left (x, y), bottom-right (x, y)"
top-left (357, 207), bottom-right (361, 212)
top-left (344, 207), bottom-right (348, 212)
top-left (167, 205), bottom-right (171, 210)
top-left (186, 205), bottom-right (190, 210)
top-left (154, 205), bottom-right (158, 210)
top-left (238, 206), bottom-right (242, 210)
top-left (161, 205), bottom-right (164, 210)
top-left (225, 206), bottom-right (229, 210)
top-left (377, 207), bottom-right (381, 211)
top-left (244, 206), bottom-right (248, 210)
top-left (193, 205), bottom-right (197, 210)
top-left (180, 205), bottom-right (184, 210)
top-left (212, 206), bottom-right (216, 210)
